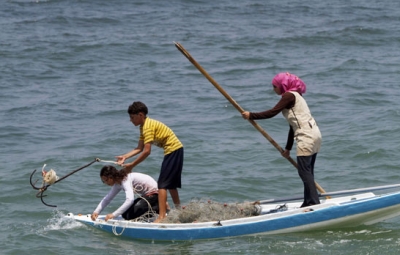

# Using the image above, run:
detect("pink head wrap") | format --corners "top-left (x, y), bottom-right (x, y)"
top-left (271, 72), bottom-right (306, 95)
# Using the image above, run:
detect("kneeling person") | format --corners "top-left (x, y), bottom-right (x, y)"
top-left (91, 165), bottom-right (159, 221)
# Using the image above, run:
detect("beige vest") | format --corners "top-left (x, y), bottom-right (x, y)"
top-left (282, 92), bottom-right (322, 156)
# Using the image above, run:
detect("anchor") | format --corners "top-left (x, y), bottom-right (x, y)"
top-left (30, 158), bottom-right (100, 207)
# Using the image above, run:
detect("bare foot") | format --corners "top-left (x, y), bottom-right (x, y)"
top-left (153, 217), bottom-right (164, 223)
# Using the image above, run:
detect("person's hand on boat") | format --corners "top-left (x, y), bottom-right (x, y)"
top-left (91, 212), bottom-right (99, 221)
top-left (281, 149), bottom-right (290, 159)
top-left (241, 111), bottom-right (250, 120)
top-left (105, 213), bottom-right (114, 221)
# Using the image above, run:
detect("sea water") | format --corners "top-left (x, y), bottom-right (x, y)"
top-left (1, 0), bottom-right (400, 254)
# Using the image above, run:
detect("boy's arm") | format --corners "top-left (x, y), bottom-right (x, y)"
top-left (116, 140), bottom-right (145, 164)
top-left (123, 142), bottom-right (152, 173)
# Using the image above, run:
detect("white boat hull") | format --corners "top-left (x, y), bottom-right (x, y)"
top-left (66, 191), bottom-right (400, 241)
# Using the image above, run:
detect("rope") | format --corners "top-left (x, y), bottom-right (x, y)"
top-left (97, 159), bottom-right (120, 165)
top-left (106, 181), bottom-right (159, 236)
top-left (110, 187), bottom-right (157, 236)
top-left (129, 184), bottom-right (159, 223)
top-left (41, 158), bottom-right (114, 185)
top-left (93, 218), bottom-right (127, 236)
top-left (112, 223), bottom-right (126, 236)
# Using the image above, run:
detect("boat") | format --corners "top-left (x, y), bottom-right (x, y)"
top-left (66, 184), bottom-right (400, 241)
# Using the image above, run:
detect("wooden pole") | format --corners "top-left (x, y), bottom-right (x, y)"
top-left (174, 42), bottom-right (327, 194)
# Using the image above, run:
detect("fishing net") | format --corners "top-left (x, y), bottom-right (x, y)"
top-left (160, 199), bottom-right (261, 223)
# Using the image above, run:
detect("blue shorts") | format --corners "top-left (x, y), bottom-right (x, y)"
top-left (158, 147), bottom-right (183, 189)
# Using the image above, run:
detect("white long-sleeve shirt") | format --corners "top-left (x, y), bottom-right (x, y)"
top-left (94, 172), bottom-right (158, 217)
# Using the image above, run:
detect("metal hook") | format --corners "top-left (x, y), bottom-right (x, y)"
top-left (29, 169), bottom-right (43, 190)
top-left (30, 158), bottom-right (100, 207)
top-left (30, 169), bottom-right (54, 206)
top-left (38, 188), bottom-right (56, 207)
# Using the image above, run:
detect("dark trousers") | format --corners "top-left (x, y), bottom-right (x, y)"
top-left (297, 154), bottom-right (320, 207)
top-left (121, 194), bottom-right (159, 220)
top-left (158, 147), bottom-right (184, 189)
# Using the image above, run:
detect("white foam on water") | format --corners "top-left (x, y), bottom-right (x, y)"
top-left (43, 210), bottom-right (83, 231)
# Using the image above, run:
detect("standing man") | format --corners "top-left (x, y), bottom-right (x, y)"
top-left (117, 101), bottom-right (184, 222)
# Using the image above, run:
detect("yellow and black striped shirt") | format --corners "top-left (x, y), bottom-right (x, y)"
top-left (140, 117), bottom-right (183, 155)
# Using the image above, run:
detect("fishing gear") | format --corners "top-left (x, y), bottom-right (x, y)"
top-left (30, 158), bottom-right (100, 207)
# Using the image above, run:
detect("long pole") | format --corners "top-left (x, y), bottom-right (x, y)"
top-left (174, 42), bottom-right (327, 194)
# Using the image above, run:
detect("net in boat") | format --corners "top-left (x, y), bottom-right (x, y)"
top-left (160, 199), bottom-right (261, 223)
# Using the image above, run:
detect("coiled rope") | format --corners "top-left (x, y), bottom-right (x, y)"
top-left (111, 184), bottom-right (159, 236)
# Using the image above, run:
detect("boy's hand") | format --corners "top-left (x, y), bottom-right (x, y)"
top-left (115, 156), bottom-right (126, 165)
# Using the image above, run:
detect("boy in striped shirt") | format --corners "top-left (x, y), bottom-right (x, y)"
top-left (117, 101), bottom-right (184, 222)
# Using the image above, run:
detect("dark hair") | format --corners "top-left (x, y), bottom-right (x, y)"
top-left (100, 165), bottom-right (127, 183)
top-left (128, 101), bottom-right (148, 115)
